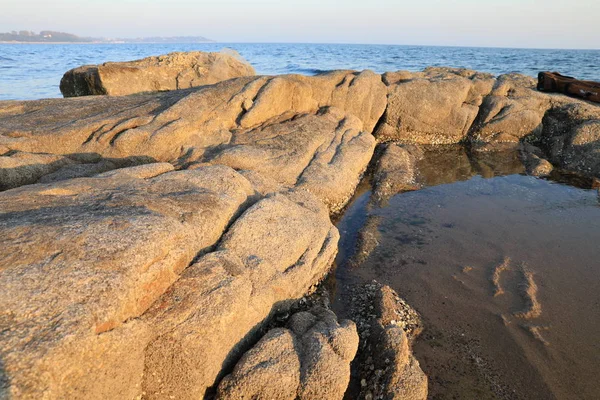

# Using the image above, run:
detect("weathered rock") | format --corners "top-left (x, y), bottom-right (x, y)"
top-left (0, 151), bottom-right (74, 190)
top-left (217, 307), bottom-right (359, 400)
top-left (0, 150), bottom-right (159, 190)
top-left (0, 163), bottom-right (339, 399)
top-left (140, 189), bottom-right (339, 399)
top-left (519, 143), bottom-right (553, 176)
top-left (362, 285), bottom-right (427, 400)
top-left (1, 71), bottom-right (384, 210)
top-left (210, 107), bottom-right (375, 212)
top-left (377, 68), bottom-right (495, 144)
top-left (59, 50), bottom-right (256, 97)
top-left (372, 143), bottom-right (422, 206)
top-left (370, 323), bottom-right (428, 400)
top-left (538, 102), bottom-right (600, 177)
top-left (469, 73), bottom-right (552, 143)
top-left (0, 164), bottom-right (254, 398)
top-left (469, 72), bottom-right (600, 177)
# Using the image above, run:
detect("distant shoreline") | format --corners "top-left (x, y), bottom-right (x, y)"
top-left (0, 41), bottom-right (215, 45)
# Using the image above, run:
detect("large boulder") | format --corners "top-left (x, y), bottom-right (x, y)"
top-left (0, 164), bottom-right (339, 399)
top-left (59, 50), bottom-right (256, 97)
top-left (376, 68), bottom-right (495, 144)
top-left (469, 73), bottom-right (552, 143)
top-left (468, 72), bottom-right (600, 179)
top-left (209, 107), bottom-right (376, 212)
top-left (140, 189), bottom-right (338, 399)
top-left (1, 71), bottom-right (384, 211)
top-left (538, 101), bottom-right (600, 177)
top-left (216, 307), bottom-right (359, 400)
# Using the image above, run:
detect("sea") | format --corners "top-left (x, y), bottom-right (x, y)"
top-left (0, 42), bottom-right (599, 101)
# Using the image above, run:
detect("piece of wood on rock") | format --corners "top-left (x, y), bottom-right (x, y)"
top-left (216, 307), bottom-right (359, 400)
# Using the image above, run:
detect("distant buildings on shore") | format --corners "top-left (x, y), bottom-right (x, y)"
top-left (0, 30), bottom-right (213, 43)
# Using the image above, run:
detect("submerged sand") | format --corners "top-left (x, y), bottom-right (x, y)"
top-left (333, 147), bottom-right (600, 399)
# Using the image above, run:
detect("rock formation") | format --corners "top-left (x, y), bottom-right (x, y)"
top-left (59, 50), bottom-right (256, 97)
top-left (376, 68), bottom-right (495, 144)
top-left (345, 282), bottom-right (427, 400)
top-left (0, 70), bottom-right (386, 211)
top-left (1, 58), bottom-right (599, 399)
top-left (372, 143), bottom-right (422, 206)
top-left (375, 67), bottom-right (600, 178)
top-left (0, 164), bottom-right (339, 399)
top-left (217, 307), bottom-right (359, 400)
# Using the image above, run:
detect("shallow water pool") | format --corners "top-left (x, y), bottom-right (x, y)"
top-left (334, 148), bottom-right (600, 399)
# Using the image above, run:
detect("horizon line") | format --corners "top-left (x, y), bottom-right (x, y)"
top-left (2, 40), bottom-right (598, 51)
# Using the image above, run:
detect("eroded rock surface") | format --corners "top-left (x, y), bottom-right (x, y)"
top-left (345, 282), bottom-right (426, 400)
top-left (60, 50), bottom-right (256, 97)
top-left (141, 189), bottom-right (338, 399)
top-left (372, 143), bottom-right (422, 206)
top-left (376, 68), bottom-right (495, 144)
top-left (469, 73), bottom-right (551, 144)
top-left (1, 70), bottom-right (384, 210)
top-left (217, 307), bottom-right (359, 400)
top-left (2, 63), bottom-right (600, 400)
top-left (538, 102), bottom-right (600, 177)
top-left (0, 164), bottom-right (338, 399)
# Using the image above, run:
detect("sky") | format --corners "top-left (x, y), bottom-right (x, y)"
top-left (1, 0), bottom-right (599, 49)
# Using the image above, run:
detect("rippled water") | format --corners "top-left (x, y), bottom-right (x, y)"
top-left (1, 43), bottom-right (599, 100)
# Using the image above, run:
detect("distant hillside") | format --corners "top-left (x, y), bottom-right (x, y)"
top-left (0, 30), bottom-right (95, 43)
top-left (112, 36), bottom-right (213, 43)
top-left (0, 30), bottom-right (213, 43)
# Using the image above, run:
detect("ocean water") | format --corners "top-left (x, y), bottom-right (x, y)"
top-left (0, 43), bottom-right (599, 101)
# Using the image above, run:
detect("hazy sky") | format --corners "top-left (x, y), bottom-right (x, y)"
top-left (1, 0), bottom-right (598, 49)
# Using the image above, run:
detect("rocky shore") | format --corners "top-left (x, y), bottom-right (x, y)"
top-left (0, 52), bottom-right (598, 399)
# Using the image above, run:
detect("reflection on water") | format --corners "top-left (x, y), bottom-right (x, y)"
top-left (334, 146), bottom-right (600, 400)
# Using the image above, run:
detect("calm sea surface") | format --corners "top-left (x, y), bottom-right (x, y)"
top-left (0, 43), bottom-right (599, 101)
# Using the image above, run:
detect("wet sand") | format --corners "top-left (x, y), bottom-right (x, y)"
top-left (333, 147), bottom-right (600, 399)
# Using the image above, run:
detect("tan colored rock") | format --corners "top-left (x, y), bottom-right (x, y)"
top-left (540, 102), bottom-right (600, 177)
top-left (59, 50), bottom-right (256, 97)
top-left (0, 164), bottom-right (339, 399)
top-left (0, 151), bottom-right (73, 190)
top-left (372, 324), bottom-right (428, 400)
top-left (211, 107), bottom-right (375, 212)
top-left (0, 164), bottom-right (256, 399)
top-left (217, 328), bottom-right (302, 400)
top-left (217, 307), bottom-right (359, 400)
top-left (0, 150), bottom-right (160, 190)
top-left (1, 71), bottom-right (383, 209)
top-left (366, 285), bottom-right (427, 400)
top-left (140, 189), bottom-right (339, 399)
top-left (376, 67), bottom-right (495, 144)
top-left (469, 73), bottom-right (552, 143)
top-left (372, 143), bottom-right (422, 206)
